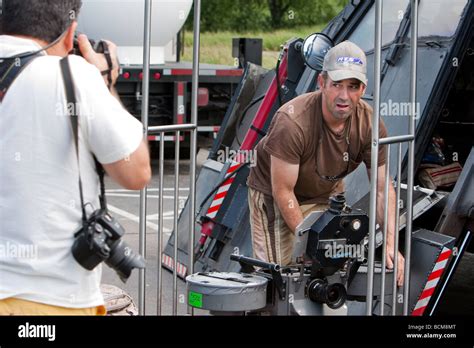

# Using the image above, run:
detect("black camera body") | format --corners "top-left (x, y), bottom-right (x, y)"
top-left (72, 209), bottom-right (145, 282)
top-left (71, 37), bottom-right (107, 56)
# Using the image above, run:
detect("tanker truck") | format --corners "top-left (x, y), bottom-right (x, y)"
top-left (76, 0), bottom-right (250, 149)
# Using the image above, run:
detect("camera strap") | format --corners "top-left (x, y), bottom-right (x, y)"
top-left (0, 53), bottom-right (42, 102)
top-left (98, 41), bottom-right (113, 90)
top-left (60, 56), bottom-right (107, 224)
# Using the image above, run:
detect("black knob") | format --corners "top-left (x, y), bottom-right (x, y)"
top-left (329, 194), bottom-right (346, 214)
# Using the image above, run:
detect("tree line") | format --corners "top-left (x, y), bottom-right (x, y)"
top-left (186, 0), bottom-right (348, 32)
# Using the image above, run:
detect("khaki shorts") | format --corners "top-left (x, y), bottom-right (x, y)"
top-left (0, 297), bottom-right (106, 316)
top-left (248, 187), bottom-right (328, 266)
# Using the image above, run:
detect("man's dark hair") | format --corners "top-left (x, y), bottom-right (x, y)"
top-left (1, 0), bottom-right (82, 43)
top-left (320, 71), bottom-right (329, 86)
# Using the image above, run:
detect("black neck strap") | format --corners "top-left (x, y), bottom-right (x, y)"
top-left (0, 53), bottom-right (42, 102)
top-left (60, 57), bottom-right (107, 223)
top-left (100, 41), bottom-right (113, 90)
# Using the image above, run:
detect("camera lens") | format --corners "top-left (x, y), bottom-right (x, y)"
top-left (105, 239), bottom-right (145, 282)
top-left (307, 279), bottom-right (346, 309)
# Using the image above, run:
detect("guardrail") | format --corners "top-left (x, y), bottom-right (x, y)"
top-left (366, 0), bottom-right (418, 316)
top-left (135, 0), bottom-right (419, 317)
top-left (136, 0), bottom-right (201, 316)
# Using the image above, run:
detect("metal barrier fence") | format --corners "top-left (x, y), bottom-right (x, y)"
top-left (147, 124), bottom-right (197, 316)
top-left (134, 0), bottom-right (418, 316)
top-left (366, 0), bottom-right (418, 315)
top-left (136, 0), bottom-right (201, 316)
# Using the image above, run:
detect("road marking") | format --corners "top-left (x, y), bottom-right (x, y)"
top-left (106, 188), bottom-right (189, 193)
top-left (106, 193), bottom-right (188, 199)
top-left (147, 211), bottom-right (183, 220)
top-left (108, 204), bottom-right (172, 233)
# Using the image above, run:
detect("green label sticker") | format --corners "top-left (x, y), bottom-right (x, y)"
top-left (188, 291), bottom-right (203, 308)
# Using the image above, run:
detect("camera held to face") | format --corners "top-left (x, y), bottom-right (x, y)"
top-left (72, 209), bottom-right (145, 282)
top-left (71, 36), bottom-right (107, 56)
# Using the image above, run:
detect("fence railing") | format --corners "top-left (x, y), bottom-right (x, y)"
top-left (136, 0), bottom-right (200, 316)
top-left (366, 0), bottom-right (418, 316)
top-left (134, 0), bottom-right (419, 316)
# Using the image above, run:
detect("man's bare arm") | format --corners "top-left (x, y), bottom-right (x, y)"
top-left (270, 155), bottom-right (303, 233)
top-left (103, 139), bottom-right (151, 190)
top-left (368, 164), bottom-right (405, 286)
top-left (78, 35), bottom-right (151, 190)
top-left (78, 35), bottom-right (120, 90)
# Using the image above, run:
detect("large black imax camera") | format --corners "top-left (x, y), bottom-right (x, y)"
top-left (186, 194), bottom-right (371, 315)
top-left (305, 194), bottom-right (369, 274)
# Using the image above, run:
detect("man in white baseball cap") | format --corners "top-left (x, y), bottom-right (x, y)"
top-left (248, 40), bottom-right (405, 287)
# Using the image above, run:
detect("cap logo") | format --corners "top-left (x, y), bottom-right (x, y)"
top-left (336, 56), bottom-right (364, 66)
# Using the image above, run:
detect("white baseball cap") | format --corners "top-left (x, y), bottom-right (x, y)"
top-left (323, 41), bottom-right (367, 85)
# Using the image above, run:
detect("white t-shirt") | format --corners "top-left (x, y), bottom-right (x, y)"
top-left (0, 36), bottom-right (144, 308)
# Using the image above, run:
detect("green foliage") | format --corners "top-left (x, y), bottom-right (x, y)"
top-left (182, 25), bottom-right (325, 69)
top-left (185, 0), bottom-right (348, 33)
top-left (280, 0), bottom-right (348, 28)
top-left (185, 0), bottom-right (270, 32)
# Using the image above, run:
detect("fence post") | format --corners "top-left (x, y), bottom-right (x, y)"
top-left (138, 0), bottom-right (153, 316)
top-left (366, 0), bottom-right (383, 316)
top-left (187, 0), bottom-right (201, 316)
top-left (403, 0), bottom-right (418, 315)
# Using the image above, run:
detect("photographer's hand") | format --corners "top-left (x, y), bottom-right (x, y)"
top-left (77, 34), bottom-right (120, 89)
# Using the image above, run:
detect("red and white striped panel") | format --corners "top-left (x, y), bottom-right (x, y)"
top-left (162, 253), bottom-right (188, 278)
top-left (148, 135), bottom-right (176, 142)
top-left (176, 82), bottom-right (185, 125)
top-left (205, 160), bottom-right (241, 219)
top-left (174, 82), bottom-right (185, 141)
top-left (163, 69), bottom-right (243, 77)
top-left (197, 126), bottom-right (221, 133)
top-left (411, 247), bottom-right (452, 316)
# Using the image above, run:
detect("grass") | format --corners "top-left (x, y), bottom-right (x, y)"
top-left (182, 25), bottom-right (324, 69)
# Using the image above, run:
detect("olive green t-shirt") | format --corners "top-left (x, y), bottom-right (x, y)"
top-left (247, 91), bottom-right (387, 204)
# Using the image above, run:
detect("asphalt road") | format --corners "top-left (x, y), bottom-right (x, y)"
top-left (101, 159), bottom-right (194, 316)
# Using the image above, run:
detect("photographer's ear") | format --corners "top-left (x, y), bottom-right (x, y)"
top-left (63, 21), bottom-right (78, 56)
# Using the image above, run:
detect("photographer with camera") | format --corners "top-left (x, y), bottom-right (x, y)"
top-left (0, 0), bottom-right (151, 315)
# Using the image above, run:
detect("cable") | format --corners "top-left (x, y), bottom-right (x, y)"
top-left (275, 49), bottom-right (284, 107)
top-left (235, 94), bottom-right (265, 146)
top-left (0, 29), bottom-right (68, 60)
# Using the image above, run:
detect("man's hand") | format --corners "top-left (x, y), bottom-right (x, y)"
top-left (77, 34), bottom-right (120, 88)
top-left (386, 243), bottom-right (405, 287)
